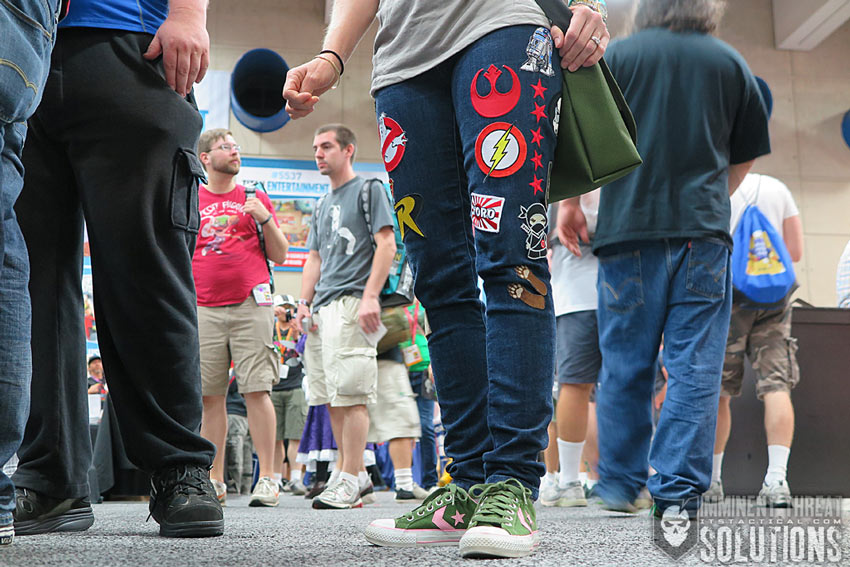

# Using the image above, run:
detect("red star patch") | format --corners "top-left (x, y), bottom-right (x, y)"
top-left (531, 103), bottom-right (547, 123)
top-left (530, 127), bottom-right (544, 146)
top-left (530, 79), bottom-right (547, 99)
top-left (530, 151), bottom-right (543, 170)
top-left (529, 175), bottom-right (544, 194)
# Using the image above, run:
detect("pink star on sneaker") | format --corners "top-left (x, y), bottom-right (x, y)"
top-left (451, 511), bottom-right (465, 526)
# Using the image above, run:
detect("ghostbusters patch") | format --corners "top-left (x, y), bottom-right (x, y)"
top-left (520, 27), bottom-right (555, 77)
top-left (471, 64), bottom-right (522, 118)
top-left (470, 193), bottom-right (505, 233)
top-left (379, 113), bottom-right (407, 172)
top-left (507, 266), bottom-right (548, 310)
top-left (475, 122), bottom-right (528, 179)
top-left (394, 194), bottom-right (425, 239)
top-left (519, 203), bottom-right (548, 260)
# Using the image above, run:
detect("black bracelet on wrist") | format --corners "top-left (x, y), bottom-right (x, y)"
top-left (259, 214), bottom-right (273, 226)
top-left (319, 49), bottom-right (345, 76)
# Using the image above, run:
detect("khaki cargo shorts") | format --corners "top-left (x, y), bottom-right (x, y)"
top-left (198, 297), bottom-right (279, 396)
top-left (367, 359), bottom-right (422, 443)
top-left (303, 295), bottom-right (378, 407)
top-left (721, 302), bottom-right (800, 399)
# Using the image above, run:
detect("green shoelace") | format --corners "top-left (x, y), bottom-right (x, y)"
top-left (468, 479), bottom-right (532, 527)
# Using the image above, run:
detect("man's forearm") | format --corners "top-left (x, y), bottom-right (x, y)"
top-left (728, 160), bottom-right (755, 195)
top-left (300, 254), bottom-right (321, 303)
top-left (363, 240), bottom-right (395, 299)
top-left (323, 0), bottom-right (379, 62)
top-left (168, 0), bottom-right (208, 16)
top-left (262, 224), bottom-right (289, 265)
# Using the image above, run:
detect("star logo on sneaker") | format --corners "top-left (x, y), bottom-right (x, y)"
top-left (451, 511), bottom-right (465, 526)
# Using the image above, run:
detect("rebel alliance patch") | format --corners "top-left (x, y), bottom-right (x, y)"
top-left (379, 113), bottom-right (407, 172)
top-left (475, 122), bottom-right (527, 179)
top-left (470, 193), bottom-right (505, 233)
top-left (470, 64), bottom-right (521, 118)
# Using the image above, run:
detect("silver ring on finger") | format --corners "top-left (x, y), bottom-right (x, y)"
top-left (590, 35), bottom-right (602, 47)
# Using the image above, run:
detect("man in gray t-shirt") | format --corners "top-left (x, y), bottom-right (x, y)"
top-left (296, 124), bottom-right (396, 511)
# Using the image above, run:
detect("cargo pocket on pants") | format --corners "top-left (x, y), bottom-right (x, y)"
top-left (335, 347), bottom-right (376, 397)
top-left (170, 148), bottom-right (206, 232)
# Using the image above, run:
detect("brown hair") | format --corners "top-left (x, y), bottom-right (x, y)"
top-left (198, 128), bottom-right (233, 155)
top-left (314, 124), bottom-right (357, 163)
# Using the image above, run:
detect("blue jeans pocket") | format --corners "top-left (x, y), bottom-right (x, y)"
top-left (685, 239), bottom-right (728, 299)
top-left (599, 250), bottom-right (644, 313)
top-left (0, 0), bottom-right (57, 123)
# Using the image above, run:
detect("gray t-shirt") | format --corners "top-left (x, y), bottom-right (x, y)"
top-left (307, 176), bottom-right (396, 309)
top-left (371, 0), bottom-right (549, 95)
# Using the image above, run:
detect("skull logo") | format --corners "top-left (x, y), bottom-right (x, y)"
top-left (661, 506), bottom-right (691, 548)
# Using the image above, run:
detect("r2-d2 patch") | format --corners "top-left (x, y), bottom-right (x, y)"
top-left (521, 27), bottom-right (555, 77)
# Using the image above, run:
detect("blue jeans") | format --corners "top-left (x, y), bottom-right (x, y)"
top-left (408, 371), bottom-right (437, 489)
top-left (0, 0), bottom-right (58, 522)
top-left (374, 25), bottom-right (562, 498)
top-left (594, 238), bottom-right (732, 511)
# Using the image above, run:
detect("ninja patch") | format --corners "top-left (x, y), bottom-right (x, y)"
top-left (470, 193), bottom-right (505, 233)
top-left (379, 113), bottom-right (407, 172)
top-left (475, 122), bottom-right (527, 179)
top-left (519, 203), bottom-right (548, 260)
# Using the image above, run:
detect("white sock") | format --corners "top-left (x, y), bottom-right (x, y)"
top-left (290, 469), bottom-right (302, 483)
top-left (578, 471), bottom-right (588, 485)
top-left (358, 470), bottom-right (370, 489)
top-left (328, 468), bottom-right (340, 487)
top-left (712, 453), bottom-right (724, 484)
top-left (764, 445), bottom-right (790, 485)
top-left (273, 472), bottom-right (283, 484)
top-left (545, 471), bottom-right (558, 485)
top-left (339, 471), bottom-right (358, 488)
top-left (395, 467), bottom-right (414, 491)
top-left (557, 439), bottom-right (585, 487)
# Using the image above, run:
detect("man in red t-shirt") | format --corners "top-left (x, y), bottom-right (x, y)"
top-left (194, 129), bottom-right (289, 508)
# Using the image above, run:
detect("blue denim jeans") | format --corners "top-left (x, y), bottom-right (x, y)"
top-left (374, 25), bottom-right (562, 498)
top-left (0, 0), bottom-right (59, 522)
top-left (594, 238), bottom-right (732, 511)
top-left (408, 371), bottom-right (438, 489)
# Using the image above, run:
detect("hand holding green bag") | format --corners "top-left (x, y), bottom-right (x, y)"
top-left (535, 0), bottom-right (642, 202)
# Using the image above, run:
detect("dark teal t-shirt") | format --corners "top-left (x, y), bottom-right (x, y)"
top-left (60, 0), bottom-right (168, 34)
top-left (593, 29), bottom-right (770, 252)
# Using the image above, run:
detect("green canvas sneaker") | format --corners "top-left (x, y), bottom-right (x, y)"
top-left (364, 484), bottom-right (475, 547)
top-left (459, 479), bottom-right (539, 559)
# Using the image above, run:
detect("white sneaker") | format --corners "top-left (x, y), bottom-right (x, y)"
top-left (540, 480), bottom-right (587, 507)
top-left (249, 476), bottom-right (280, 507)
top-left (313, 477), bottom-right (362, 510)
top-left (287, 478), bottom-right (307, 496)
top-left (411, 483), bottom-right (431, 500)
top-left (703, 480), bottom-right (724, 503)
top-left (758, 480), bottom-right (792, 508)
top-left (211, 479), bottom-right (227, 507)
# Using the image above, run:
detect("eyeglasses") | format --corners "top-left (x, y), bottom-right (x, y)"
top-left (212, 144), bottom-right (241, 152)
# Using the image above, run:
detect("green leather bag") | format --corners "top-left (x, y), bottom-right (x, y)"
top-left (535, 0), bottom-right (642, 202)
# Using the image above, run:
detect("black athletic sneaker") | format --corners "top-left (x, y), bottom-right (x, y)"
top-left (13, 488), bottom-right (94, 536)
top-left (148, 465), bottom-right (224, 538)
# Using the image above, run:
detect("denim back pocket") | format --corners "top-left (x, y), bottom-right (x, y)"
top-left (598, 250), bottom-right (644, 313)
top-left (0, 0), bottom-right (58, 122)
top-left (170, 148), bottom-right (206, 233)
top-left (685, 239), bottom-right (729, 299)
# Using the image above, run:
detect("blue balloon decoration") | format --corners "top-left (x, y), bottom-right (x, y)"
top-left (755, 76), bottom-right (773, 119)
top-left (842, 110), bottom-right (850, 150)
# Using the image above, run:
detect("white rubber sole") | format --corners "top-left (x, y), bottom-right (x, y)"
top-left (459, 526), bottom-right (539, 558)
top-left (364, 519), bottom-right (465, 547)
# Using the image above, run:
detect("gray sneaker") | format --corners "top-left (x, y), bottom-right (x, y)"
top-left (703, 480), bottom-right (724, 503)
top-left (540, 480), bottom-right (587, 507)
top-left (286, 478), bottom-right (307, 496)
top-left (758, 480), bottom-right (792, 508)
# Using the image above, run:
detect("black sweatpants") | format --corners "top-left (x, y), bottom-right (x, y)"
top-left (13, 28), bottom-right (215, 499)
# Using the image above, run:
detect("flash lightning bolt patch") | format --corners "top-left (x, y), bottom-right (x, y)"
top-left (475, 122), bottom-right (528, 179)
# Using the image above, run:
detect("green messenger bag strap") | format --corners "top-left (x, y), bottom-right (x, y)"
top-left (533, 0), bottom-right (642, 202)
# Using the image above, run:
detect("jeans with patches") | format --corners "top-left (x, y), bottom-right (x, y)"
top-left (594, 238), bottom-right (732, 512)
top-left (0, 0), bottom-right (59, 522)
top-left (374, 25), bottom-right (562, 499)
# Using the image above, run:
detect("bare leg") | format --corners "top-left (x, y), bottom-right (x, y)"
top-left (201, 395), bottom-right (228, 482)
top-left (244, 391), bottom-right (277, 478)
